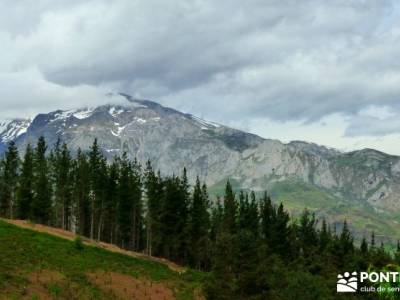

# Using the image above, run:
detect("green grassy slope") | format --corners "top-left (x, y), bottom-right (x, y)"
top-left (0, 220), bottom-right (205, 300)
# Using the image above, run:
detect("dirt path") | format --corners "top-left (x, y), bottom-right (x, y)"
top-left (0, 218), bottom-right (186, 274)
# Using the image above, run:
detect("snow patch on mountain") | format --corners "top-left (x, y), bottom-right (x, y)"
top-left (111, 122), bottom-right (127, 137)
top-left (105, 148), bottom-right (121, 153)
top-left (73, 108), bottom-right (94, 119)
top-left (135, 117), bottom-right (147, 124)
top-left (190, 115), bottom-right (220, 130)
top-left (0, 119), bottom-right (32, 142)
top-left (52, 108), bottom-right (95, 121)
top-left (109, 107), bottom-right (125, 117)
top-left (53, 111), bottom-right (72, 121)
top-left (0, 121), bottom-right (10, 134)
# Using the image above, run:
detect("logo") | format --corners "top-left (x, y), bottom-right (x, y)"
top-left (337, 272), bottom-right (358, 293)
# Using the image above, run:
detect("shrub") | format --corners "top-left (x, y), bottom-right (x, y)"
top-left (74, 236), bottom-right (84, 251)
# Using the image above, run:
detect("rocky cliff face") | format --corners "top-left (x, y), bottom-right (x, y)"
top-left (1, 94), bottom-right (399, 220)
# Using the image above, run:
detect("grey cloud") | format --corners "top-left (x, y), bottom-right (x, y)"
top-left (0, 0), bottom-right (400, 137)
top-left (345, 115), bottom-right (400, 137)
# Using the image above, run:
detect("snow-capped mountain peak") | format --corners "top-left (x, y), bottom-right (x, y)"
top-left (0, 119), bottom-right (32, 143)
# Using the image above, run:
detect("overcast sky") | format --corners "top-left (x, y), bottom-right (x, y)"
top-left (1, 0), bottom-right (400, 154)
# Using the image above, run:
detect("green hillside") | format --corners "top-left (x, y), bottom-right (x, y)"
top-left (209, 178), bottom-right (400, 247)
top-left (0, 220), bottom-right (204, 300)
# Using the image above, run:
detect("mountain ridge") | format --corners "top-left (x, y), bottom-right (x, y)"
top-left (1, 94), bottom-right (399, 242)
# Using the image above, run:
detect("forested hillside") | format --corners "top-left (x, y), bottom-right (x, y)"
top-left (1, 137), bottom-right (400, 299)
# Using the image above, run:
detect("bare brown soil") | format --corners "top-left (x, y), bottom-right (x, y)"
top-left (1, 218), bottom-right (186, 273)
top-left (87, 271), bottom-right (175, 300)
top-left (22, 269), bottom-right (64, 300)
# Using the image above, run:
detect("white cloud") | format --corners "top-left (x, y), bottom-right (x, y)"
top-left (0, 68), bottom-right (113, 120)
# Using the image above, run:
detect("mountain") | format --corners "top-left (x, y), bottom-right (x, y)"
top-left (1, 93), bottom-right (399, 243)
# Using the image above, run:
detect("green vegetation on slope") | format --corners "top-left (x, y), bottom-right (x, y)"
top-left (0, 220), bottom-right (204, 300)
top-left (210, 178), bottom-right (400, 247)
top-left (268, 180), bottom-right (340, 210)
top-left (269, 180), bottom-right (400, 247)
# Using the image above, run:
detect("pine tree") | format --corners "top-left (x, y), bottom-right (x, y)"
top-left (88, 139), bottom-right (105, 240)
top-left (31, 137), bottom-right (52, 224)
top-left (178, 168), bottom-right (190, 263)
top-left (96, 157), bottom-right (108, 241)
top-left (360, 236), bottom-right (368, 255)
top-left (395, 240), bottom-right (400, 265)
top-left (157, 174), bottom-right (189, 262)
top-left (339, 220), bottom-right (354, 254)
top-left (260, 191), bottom-right (274, 242)
top-left (16, 144), bottom-right (34, 219)
top-left (210, 197), bottom-right (223, 242)
top-left (248, 191), bottom-right (259, 236)
top-left (234, 191), bottom-right (261, 298)
top-left (238, 191), bottom-right (247, 229)
top-left (117, 154), bottom-right (143, 250)
top-left (52, 142), bottom-right (73, 230)
top-left (238, 191), bottom-right (259, 236)
top-left (144, 160), bottom-right (162, 256)
top-left (223, 181), bottom-right (236, 234)
top-left (298, 209), bottom-right (318, 256)
top-left (371, 231), bottom-right (375, 249)
top-left (274, 203), bottom-right (291, 258)
top-left (0, 141), bottom-right (19, 218)
top-left (130, 158), bottom-right (143, 251)
top-left (234, 228), bottom-right (260, 299)
top-left (72, 149), bottom-right (90, 236)
top-left (206, 232), bottom-right (238, 300)
top-left (103, 158), bottom-right (119, 244)
top-left (319, 219), bottom-right (330, 251)
top-left (118, 153), bottom-right (133, 248)
top-left (189, 177), bottom-right (210, 269)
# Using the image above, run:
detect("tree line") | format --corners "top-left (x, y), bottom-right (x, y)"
top-left (0, 137), bottom-right (399, 299)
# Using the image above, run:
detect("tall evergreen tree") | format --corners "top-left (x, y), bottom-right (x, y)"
top-left (88, 139), bottom-right (105, 240)
top-left (238, 191), bottom-right (259, 236)
top-left (52, 142), bottom-right (73, 230)
top-left (31, 137), bottom-right (52, 224)
top-left (222, 181), bottom-right (236, 234)
top-left (144, 160), bottom-right (162, 256)
top-left (370, 231), bottom-right (376, 249)
top-left (117, 154), bottom-right (143, 250)
top-left (319, 219), bottom-right (330, 251)
top-left (189, 177), bottom-right (210, 269)
top-left (260, 191), bottom-right (274, 242)
top-left (130, 158), bottom-right (143, 251)
top-left (158, 174), bottom-right (189, 262)
top-left (360, 236), bottom-right (368, 255)
top-left (102, 158), bottom-right (119, 244)
top-left (72, 149), bottom-right (90, 236)
top-left (273, 203), bottom-right (291, 258)
top-left (210, 197), bottom-right (223, 242)
top-left (206, 232), bottom-right (238, 300)
top-left (16, 144), bottom-right (34, 219)
top-left (339, 220), bottom-right (354, 255)
top-left (298, 209), bottom-right (318, 256)
top-left (0, 141), bottom-right (19, 218)
top-left (118, 153), bottom-right (133, 248)
top-left (178, 168), bottom-right (190, 263)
